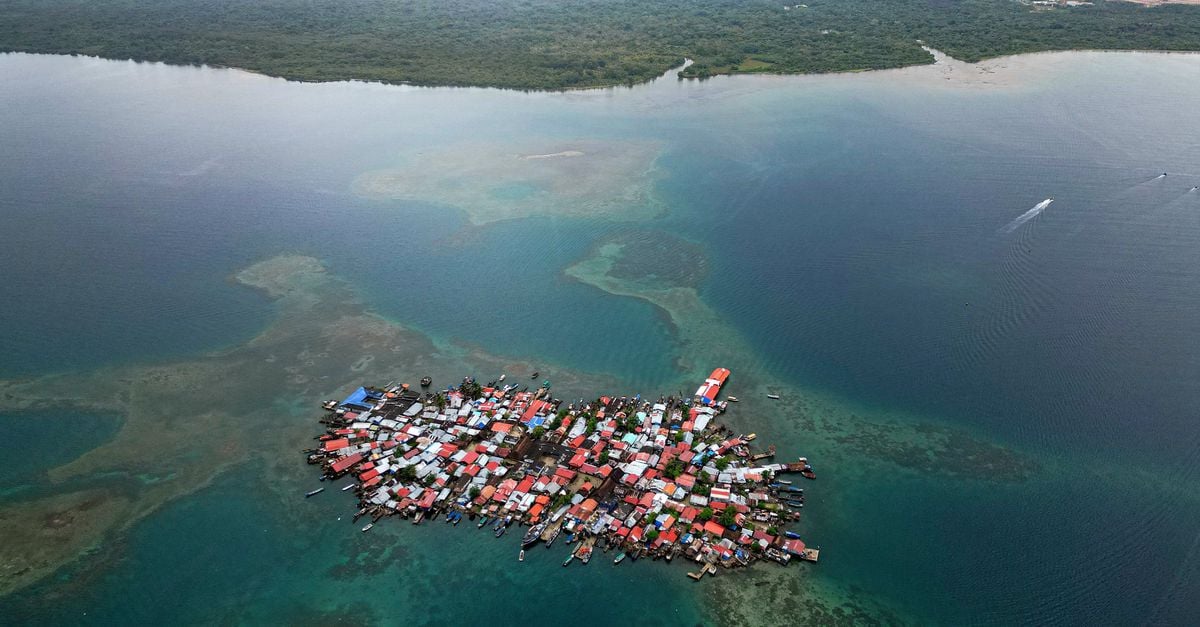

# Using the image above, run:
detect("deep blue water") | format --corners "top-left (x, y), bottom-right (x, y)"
top-left (2, 51), bottom-right (1200, 624)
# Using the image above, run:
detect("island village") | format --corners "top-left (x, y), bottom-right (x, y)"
top-left (305, 369), bottom-right (819, 578)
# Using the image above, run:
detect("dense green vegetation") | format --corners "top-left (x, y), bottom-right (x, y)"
top-left (2, 0), bottom-right (1200, 89)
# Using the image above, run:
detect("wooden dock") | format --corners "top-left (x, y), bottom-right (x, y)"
top-left (800, 548), bottom-right (820, 563)
top-left (750, 445), bottom-right (776, 462)
top-left (687, 564), bottom-right (718, 580)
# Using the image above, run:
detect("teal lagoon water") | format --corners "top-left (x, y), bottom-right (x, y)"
top-left (2, 51), bottom-right (1200, 624)
top-left (0, 410), bottom-right (121, 488)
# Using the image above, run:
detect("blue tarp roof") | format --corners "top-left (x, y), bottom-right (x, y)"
top-left (339, 387), bottom-right (374, 410)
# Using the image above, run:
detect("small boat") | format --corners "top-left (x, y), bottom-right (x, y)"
top-left (453, 513), bottom-right (462, 526)
top-left (785, 531), bottom-right (802, 540)
top-left (305, 488), bottom-right (325, 497)
top-left (801, 468), bottom-right (817, 480)
top-left (562, 555), bottom-right (574, 567)
top-left (744, 432), bottom-right (756, 440)
top-left (786, 500), bottom-right (805, 508)
top-left (420, 376), bottom-right (432, 387)
top-left (477, 515), bottom-right (490, 529)
top-left (565, 532), bottom-right (576, 545)
top-left (499, 374), bottom-right (506, 382)
top-left (413, 511), bottom-right (424, 525)
top-left (578, 547), bottom-right (592, 565)
top-left (766, 394), bottom-right (780, 400)
top-left (341, 483), bottom-right (356, 492)
top-left (445, 511), bottom-right (454, 523)
top-left (494, 517), bottom-right (506, 531)
top-left (613, 552), bottom-right (626, 565)
top-left (361, 522), bottom-right (374, 532)
top-left (519, 549), bottom-right (525, 562)
top-left (522, 521), bottom-right (548, 548)
top-left (777, 479), bottom-right (793, 485)
top-left (531, 371), bottom-right (540, 379)
top-left (727, 396), bottom-right (739, 402)
top-left (495, 524), bottom-right (507, 538)
top-left (544, 525), bottom-right (562, 548)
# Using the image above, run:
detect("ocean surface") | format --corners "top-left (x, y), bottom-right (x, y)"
top-left (2, 50), bottom-right (1200, 624)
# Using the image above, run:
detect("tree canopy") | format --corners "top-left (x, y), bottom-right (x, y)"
top-left (2, 0), bottom-right (1199, 90)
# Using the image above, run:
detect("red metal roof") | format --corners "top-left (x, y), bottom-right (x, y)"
top-left (521, 399), bottom-right (550, 423)
top-left (323, 438), bottom-right (350, 452)
top-left (329, 453), bottom-right (363, 473)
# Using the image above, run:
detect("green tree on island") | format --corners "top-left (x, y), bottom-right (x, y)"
top-left (663, 459), bottom-right (685, 479)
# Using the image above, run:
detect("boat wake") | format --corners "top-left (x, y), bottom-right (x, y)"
top-left (1000, 198), bottom-right (1054, 234)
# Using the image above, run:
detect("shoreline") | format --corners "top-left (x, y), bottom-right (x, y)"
top-left (5, 47), bottom-right (1200, 95)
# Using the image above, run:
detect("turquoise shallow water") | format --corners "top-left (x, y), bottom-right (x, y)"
top-left (8, 463), bottom-right (708, 626)
top-left (2, 51), bottom-right (1200, 624)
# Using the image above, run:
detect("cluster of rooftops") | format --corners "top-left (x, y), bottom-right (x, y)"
top-left (306, 369), bottom-right (819, 572)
